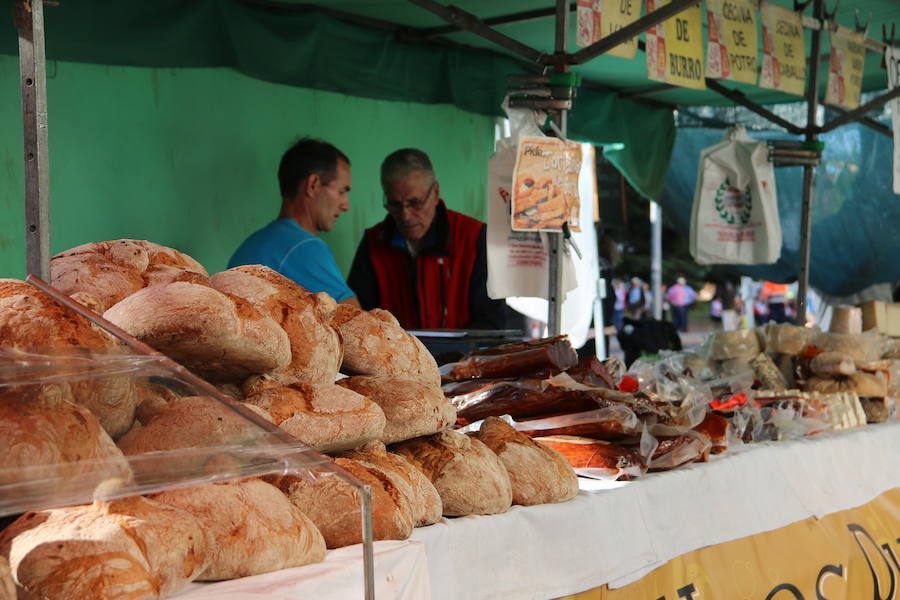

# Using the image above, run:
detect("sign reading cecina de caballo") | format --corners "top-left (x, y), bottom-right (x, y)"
top-left (557, 488), bottom-right (900, 600)
top-left (646, 0), bottom-right (706, 90)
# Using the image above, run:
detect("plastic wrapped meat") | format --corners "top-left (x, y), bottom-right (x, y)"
top-left (440, 336), bottom-right (577, 382)
top-left (512, 404), bottom-right (642, 441)
top-left (692, 412), bottom-right (729, 454)
top-left (445, 377), bottom-right (655, 424)
top-left (536, 435), bottom-right (647, 480)
top-left (558, 356), bottom-right (616, 389)
top-left (645, 430), bottom-right (712, 471)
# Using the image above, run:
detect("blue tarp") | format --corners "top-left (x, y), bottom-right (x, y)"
top-left (662, 123), bottom-right (900, 297)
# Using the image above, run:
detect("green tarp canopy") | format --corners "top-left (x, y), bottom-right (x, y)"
top-left (2, 0), bottom-right (898, 200)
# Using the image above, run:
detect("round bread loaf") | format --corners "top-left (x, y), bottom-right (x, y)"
top-left (0, 279), bottom-right (136, 438)
top-left (471, 417), bottom-right (578, 506)
top-left (0, 494), bottom-right (210, 599)
top-left (210, 266), bottom-right (343, 384)
top-left (103, 281), bottom-right (291, 381)
top-left (152, 479), bottom-right (325, 580)
top-left (331, 305), bottom-right (440, 386)
top-left (340, 440), bottom-right (443, 527)
top-left (0, 556), bottom-right (13, 600)
top-left (265, 458), bottom-right (414, 549)
top-left (51, 239), bottom-right (209, 313)
top-left (337, 376), bottom-right (455, 444)
top-left (0, 383), bottom-right (132, 497)
top-left (391, 429), bottom-right (513, 516)
top-left (243, 383), bottom-right (386, 453)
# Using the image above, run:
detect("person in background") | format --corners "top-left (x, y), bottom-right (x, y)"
top-left (347, 148), bottom-right (506, 330)
top-left (761, 281), bottom-right (788, 323)
top-left (626, 277), bottom-right (645, 320)
top-left (665, 276), bottom-right (697, 333)
top-left (709, 296), bottom-right (723, 325)
top-left (753, 292), bottom-right (769, 325)
top-left (718, 281), bottom-right (740, 331)
top-left (642, 281), bottom-right (653, 317)
top-left (229, 137), bottom-right (359, 306)
top-left (612, 278), bottom-right (626, 332)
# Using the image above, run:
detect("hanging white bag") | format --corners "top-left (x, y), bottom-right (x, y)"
top-left (690, 127), bottom-right (781, 264)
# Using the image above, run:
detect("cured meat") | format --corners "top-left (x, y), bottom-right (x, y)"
top-left (692, 413), bottom-right (729, 454)
top-left (645, 431), bottom-right (711, 471)
top-left (561, 356), bottom-right (617, 389)
top-left (513, 405), bottom-right (642, 441)
top-left (536, 435), bottom-right (646, 480)
top-left (446, 378), bottom-right (644, 423)
top-left (441, 336), bottom-right (577, 382)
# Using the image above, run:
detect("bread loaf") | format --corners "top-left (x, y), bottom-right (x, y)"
top-left (0, 556), bottom-right (13, 600)
top-left (471, 417), bottom-right (578, 506)
top-left (0, 383), bottom-right (132, 497)
top-left (103, 281), bottom-right (291, 381)
top-left (391, 430), bottom-right (512, 516)
top-left (0, 279), bottom-right (137, 438)
top-left (332, 305), bottom-right (440, 386)
top-left (340, 440), bottom-right (442, 526)
top-left (265, 458), bottom-right (414, 549)
top-left (243, 383), bottom-right (385, 453)
top-left (152, 479), bottom-right (325, 580)
top-left (337, 376), bottom-right (455, 444)
top-left (810, 351), bottom-right (856, 376)
top-left (0, 494), bottom-right (210, 599)
top-left (51, 239), bottom-right (209, 313)
top-left (210, 266), bottom-right (343, 384)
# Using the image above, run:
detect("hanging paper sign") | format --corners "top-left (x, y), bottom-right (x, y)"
top-left (645, 0), bottom-right (706, 89)
top-left (706, 0), bottom-right (758, 84)
top-left (886, 47), bottom-right (900, 195)
top-left (759, 2), bottom-right (806, 96)
top-left (595, 0), bottom-right (641, 59)
top-left (576, 0), bottom-right (597, 47)
top-left (511, 137), bottom-right (582, 232)
top-left (825, 25), bottom-right (866, 110)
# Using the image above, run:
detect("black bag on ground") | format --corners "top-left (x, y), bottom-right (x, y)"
top-left (617, 318), bottom-right (682, 367)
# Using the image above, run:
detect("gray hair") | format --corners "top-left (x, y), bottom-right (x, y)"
top-left (380, 148), bottom-right (435, 192)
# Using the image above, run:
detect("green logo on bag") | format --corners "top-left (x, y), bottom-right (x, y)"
top-left (714, 180), bottom-right (753, 225)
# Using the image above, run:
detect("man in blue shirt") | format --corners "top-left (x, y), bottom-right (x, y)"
top-left (229, 138), bottom-right (360, 306)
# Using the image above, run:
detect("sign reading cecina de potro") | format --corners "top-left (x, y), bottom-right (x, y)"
top-left (706, 0), bottom-right (758, 84)
top-left (646, 0), bottom-right (706, 90)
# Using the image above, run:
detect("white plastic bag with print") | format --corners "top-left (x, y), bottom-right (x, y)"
top-left (690, 127), bottom-right (781, 265)
top-left (486, 99), bottom-right (577, 301)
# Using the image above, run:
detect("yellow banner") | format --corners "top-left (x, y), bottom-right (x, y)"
top-left (558, 488), bottom-right (900, 600)
top-left (596, 0), bottom-right (641, 59)
top-left (826, 25), bottom-right (866, 110)
top-left (759, 2), bottom-right (806, 96)
top-left (706, 0), bottom-right (759, 84)
top-left (645, 0), bottom-right (705, 89)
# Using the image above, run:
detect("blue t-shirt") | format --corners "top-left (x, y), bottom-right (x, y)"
top-left (228, 219), bottom-right (355, 302)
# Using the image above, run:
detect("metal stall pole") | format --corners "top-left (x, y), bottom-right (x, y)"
top-left (15, 0), bottom-right (52, 280)
top-left (796, 0), bottom-right (824, 325)
top-left (546, 0), bottom-right (569, 337)
top-left (650, 201), bottom-right (662, 320)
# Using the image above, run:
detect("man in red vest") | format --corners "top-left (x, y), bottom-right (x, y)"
top-left (347, 148), bottom-right (506, 330)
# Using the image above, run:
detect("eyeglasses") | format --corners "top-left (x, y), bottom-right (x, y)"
top-left (383, 182), bottom-right (436, 214)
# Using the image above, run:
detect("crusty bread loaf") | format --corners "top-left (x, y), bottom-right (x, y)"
top-left (265, 458), bottom-right (414, 549)
top-left (391, 429), bottom-right (512, 516)
top-left (340, 440), bottom-right (442, 526)
top-left (470, 417), bottom-right (578, 506)
top-left (0, 383), bottom-right (132, 497)
top-left (103, 281), bottom-right (291, 381)
top-left (243, 383), bottom-right (385, 453)
top-left (51, 239), bottom-right (209, 313)
top-left (243, 373), bottom-right (284, 397)
top-left (117, 396), bottom-right (269, 469)
top-left (332, 305), bottom-right (440, 386)
top-left (0, 279), bottom-right (137, 438)
top-left (210, 266), bottom-right (343, 384)
top-left (0, 494), bottom-right (210, 599)
top-left (0, 555), bottom-right (13, 600)
top-left (152, 479), bottom-right (325, 580)
top-left (337, 376), bottom-right (455, 444)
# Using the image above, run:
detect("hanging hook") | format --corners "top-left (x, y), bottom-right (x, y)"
top-left (793, 0), bottom-right (814, 13)
top-left (854, 9), bottom-right (871, 37)
top-left (823, 0), bottom-right (840, 22)
top-left (883, 23), bottom-right (896, 48)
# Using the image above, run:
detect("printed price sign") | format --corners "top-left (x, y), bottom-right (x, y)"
top-left (645, 0), bottom-right (706, 90)
top-left (511, 137), bottom-right (582, 232)
top-left (825, 25), bottom-right (866, 110)
top-left (886, 47), bottom-right (900, 195)
top-left (706, 0), bottom-right (758, 84)
top-left (759, 2), bottom-right (806, 96)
